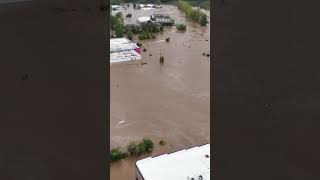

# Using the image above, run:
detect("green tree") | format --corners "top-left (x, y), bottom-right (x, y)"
top-left (115, 26), bottom-right (125, 37)
top-left (127, 31), bottom-right (133, 40)
top-left (200, 13), bottom-right (208, 26)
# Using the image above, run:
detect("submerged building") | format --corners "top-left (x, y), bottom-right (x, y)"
top-left (110, 38), bottom-right (141, 63)
top-left (136, 144), bottom-right (210, 180)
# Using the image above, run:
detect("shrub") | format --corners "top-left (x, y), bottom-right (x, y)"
top-left (127, 31), bottom-right (133, 40)
top-left (139, 31), bottom-right (153, 40)
top-left (200, 13), bottom-right (208, 26)
top-left (159, 140), bottom-right (166, 146)
top-left (110, 148), bottom-right (128, 162)
top-left (128, 142), bottom-right (144, 156)
top-left (127, 138), bottom-right (154, 156)
top-left (142, 138), bottom-right (154, 152)
top-left (115, 25), bottom-right (125, 37)
top-left (176, 24), bottom-right (186, 31)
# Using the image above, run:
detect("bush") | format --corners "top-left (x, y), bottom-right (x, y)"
top-left (127, 31), bottom-right (133, 40)
top-left (176, 24), bottom-right (186, 31)
top-left (127, 138), bottom-right (154, 156)
top-left (139, 31), bottom-right (153, 40)
top-left (200, 13), bottom-right (208, 26)
top-left (115, 25), bottom-right (125, 37)
top-left (110, 148), bottom-right (128, 162)
top-left (128, 142), bottom-right (144, 156)
top-left (142, 138), bottom-right (154, 152)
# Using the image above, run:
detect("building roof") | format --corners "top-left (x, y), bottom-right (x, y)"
top-left (137, 16), bottom-right (151, 23)
top-left (110, 38), bottom-right (140, 53)
top-left (110, 50), bottom-right (141, 64)
top-left (136, 144), bottom-right (210, 180)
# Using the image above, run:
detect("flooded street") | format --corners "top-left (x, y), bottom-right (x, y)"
top-left (110, 4), bottom-right (210, 180)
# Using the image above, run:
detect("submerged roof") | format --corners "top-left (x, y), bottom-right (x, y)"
top-left (136, 144), bottom-right (210, 180)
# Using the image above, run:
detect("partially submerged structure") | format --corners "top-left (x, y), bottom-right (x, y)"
top-left (110, 50), bottom-right (141, 64)
top-left (135, 144), bottom-right (210, 180)
top-left (137, 16), bottom-right (152, 24)
top-left (110, 38), bottom-right (141, 54)
top-left (137, 4), bottom-right (161, 9)
top-left (111, 5), bottom-right (125, 16)
top-left (110, 38), bottom-right (142, 64)
top-left (151, 14), bottom-right (175, 26)
top-left (137, 14), bottom-right (174, 26)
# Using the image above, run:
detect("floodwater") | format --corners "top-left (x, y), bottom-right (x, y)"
top-left (110, 4), bottom-right (210, 180)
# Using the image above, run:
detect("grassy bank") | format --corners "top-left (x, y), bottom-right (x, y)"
top-left (177, 0), bottom-right (208, 26)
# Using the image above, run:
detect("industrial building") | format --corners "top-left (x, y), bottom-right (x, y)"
top-left (135, 144), bottom-right (210, 180)
top-left (110, 38), bottom-right (141, 63)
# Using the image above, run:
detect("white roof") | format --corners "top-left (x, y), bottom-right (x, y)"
top-left (110, 38), bottom-right (132, 45)
top-left (110, 50), bottom-right (141, 64)
top-left (137, 16), bottom-right (151, 23)
top-left (136, 144), bottom-right (210, 180)
top-left (110, 38), bottom-right (140, 53)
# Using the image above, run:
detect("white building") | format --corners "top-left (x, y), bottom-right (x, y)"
top-left (110, 50), bottom-right (141, 64)
top-left (137, 16), bottom-right (151, 24)
top-left (110, 38), bottom-right (142, 63)
top-left (110, 38), bottom-right (141, 54)
top-left (136, 144), bottom-right (210, 180)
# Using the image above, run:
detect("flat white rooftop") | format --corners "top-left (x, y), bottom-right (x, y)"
top-left (110, 50), bottom-right (141, 64)
top-left (136, 144), bottom-right (210, 180)
top-left (137, 16), bottom-right (151, 23)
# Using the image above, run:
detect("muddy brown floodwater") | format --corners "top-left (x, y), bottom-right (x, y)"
top-left (110, 4), bottom-right (210, 180)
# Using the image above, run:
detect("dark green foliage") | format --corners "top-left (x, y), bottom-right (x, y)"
top-left (176, 24), bottom-right (187, 30)
top-left (126, 24), bottom-right (141, 34)
top-left (127, 142), bottom-right (144, 156)
top-left (139, 31), bottom-right (153, 40)
top-left (142, 138), bottom-right (154, 152)
top-left (127, 31), bottom-right (133, 40)
top-left (127, 138), bottom-right (154, 156)
top-left (200, 13), bottom-right (208, 26)
top-left (177, 0), bottom-right (208, 25)
top-left (110, 148), bottom-right (128, 162)
top-left (115, 26), bottom-right (125, 37)
top-left (111, 15), bottom-right (120, 30)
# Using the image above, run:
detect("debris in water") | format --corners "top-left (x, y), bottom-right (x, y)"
top-left (143, 48), bottom-right (147, 52)
top-left (118, 121), bottom-right (125, 124)
top-left (149, 54), bottom-right (152, 56)
top-left (136, 42), bottom-right (142, 47)
top-left (203, 53), bottom-right (206, 56)
top-left (206, 53), bottom-right (210, 57)
top-left (141, 62), bottom-right (148, 65)
top-left (166, 38), bottom-right (170, 42)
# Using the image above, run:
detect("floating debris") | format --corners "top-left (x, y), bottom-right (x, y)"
top-left (141, 62), bottom-right (148, 65)
top-left (166, 38), bottom-right (170, 42)
top-left (149, 54), bottom-right (152, 56)
top-left (126, 13), bottom-right (132, 18)
top-left (206, 53), bottom-right (210, 57)
top-left (203, 53), bottom-right (206, 56)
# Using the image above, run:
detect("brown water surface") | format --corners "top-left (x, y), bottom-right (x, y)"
top-left (110, 4), bottom-right (210, 180)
